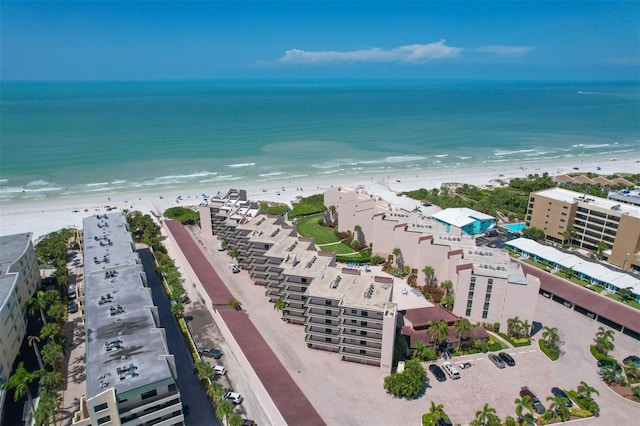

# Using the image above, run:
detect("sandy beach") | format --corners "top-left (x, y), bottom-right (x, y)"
top-left (1, 157), bottom-right (637, 241)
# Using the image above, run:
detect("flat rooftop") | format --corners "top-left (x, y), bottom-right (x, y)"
top-left (280, 251), bottom-right (335, 278)
top-left (83, 213), bottom-right (174, 399)
top-left (535, 187), bottom-right (640, 218)
top-left (0, 232), bottom-right (32, 305)
top-left (307, 268), bottom-right (393, 311)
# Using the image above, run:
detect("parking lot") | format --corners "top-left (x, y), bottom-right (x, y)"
top-left (183, 228), bottom-right (639, 426)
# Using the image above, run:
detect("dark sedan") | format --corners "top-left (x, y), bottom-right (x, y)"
top-left (597, 359), bottom-right (621, 371)
top-left (498, 352), bottom-right (516, 367)
top-left (551, 387), bottom-right (573, 408)
top-left (429, 364), bottom-right (447, 382)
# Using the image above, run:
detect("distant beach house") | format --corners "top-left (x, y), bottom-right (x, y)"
top-left (431, 207), bottom-right (496, 236)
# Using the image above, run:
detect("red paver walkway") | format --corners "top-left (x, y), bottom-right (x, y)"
top-left (220, 309), bottom-right (325, 426)
top-left (165, 220), bottom-right (325, 426)
top-left (165, 220), bottom-right (234, 305)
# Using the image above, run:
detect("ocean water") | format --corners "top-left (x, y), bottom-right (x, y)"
top-left (1, 80), bottom-right (638, 203)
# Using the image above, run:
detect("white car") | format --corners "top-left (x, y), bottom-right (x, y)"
top-left (224, 391), bottom-right (243, 404)
top-left (213, 365), bottom-right (227, 376)
top-left (442, 362), bottom-right (460, 380)
top-left (229, 263), bottom-right (240, 273)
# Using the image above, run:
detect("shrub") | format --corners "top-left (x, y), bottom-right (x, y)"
top-left (370, 255), bottom-right (385, 265)
top-left (493, 323), bottom-right (500, 333)
top-left (164, 206), bottom-right (199, 225)
top-left (539, 339), bottom-right (560, 361)
top-left (383, 359), bottom-right (426, 398)
top-left (570, 408), bottom-right (593, 418)
top-left (589, 345), bottom-right (617, 363)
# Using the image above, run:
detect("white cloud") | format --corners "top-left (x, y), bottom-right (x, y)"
top-left (473, 45), bottom-right (537, 57)
top-left (278, 40), bottom-right (463, 64)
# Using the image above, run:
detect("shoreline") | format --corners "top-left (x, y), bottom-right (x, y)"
top-left (1, 157), bottom-right (637, 240)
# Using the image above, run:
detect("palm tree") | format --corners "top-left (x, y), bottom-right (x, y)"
top-left (593, 326), bottom-right (615, 354)
top-left (441, 280), bottom-right (453, 296)
top-left (34, 389), bottom-right (61, 426)
top-left (514, 394), bottom-right (533, 424)
top-left (25, 290), bottom-right (50, 324)
top-left (546, 395), bottom-right (570, 421)
top-left (216, 399), bottom-right (234, 425)
top-left (40, 370), bottom-right (64, 391)
top-left (422, 265), bottom-right (436, 286)
top-left (41, 342), bottom-right (64, 371)
top-left (392, 247), bottom-right (403, 268)
top-left (454, 319), bottom-right (472, 349)
top-left (595, 241), bottom-right (609, 259)
top-left (40, 322), bottom-right (64, 345)
top-left (541, 326), bottom-right (561, 356)
top-left (561, 226), bottom-right (576, 247)
top-left (229, 248), bottom-right (240, 262)
top-left (427, 320), bottom-right (449, 349)
top-left (577, 380), bottom-right (599, 401)
top-left (3, 362), bottom-right (37, 415)
top-left (27, 335), bottom-right (44, 370)
top-left (208, 381), bottom-right (225, 403)
top-left (617, 287), bottom-right (635, 304)
top-left (474, 402), bottom-right (499, 426)
top-left (229, 413), bottom-right (244, 426)
top-left (354, 225), bottom-right (363, 243)
top-left (441, 295), bottom-right (455, 311)
top-left (520, 320), bottom-right (531, 339)
top-left (273, 298), bottom-right (287, 313)
top-left (507, 317), bottom-right (522, 338)
top-left (425, 401), bottom-right (448, 425)
top-left (194, 360), bottom-right (215, 381)
top-left (48, 301), bottom-right (68, 325)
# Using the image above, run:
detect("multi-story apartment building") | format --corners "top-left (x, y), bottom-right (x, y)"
top-left (526, 187), bottom-right (640, 271)
top-left (73, 213), bottom-right (184, 426)
top-left (0, 233), bottom-right (40, 412)
top-left (304, 267), bottom-right (397, 370)
top-left (280, 251), bottom-right (335, 324)
top-left (325, 186), bottom-right (540, 332)
top-left (198, 189), bottom-right (260, 248)
top-left (262, 236), bottom-right (317, 301)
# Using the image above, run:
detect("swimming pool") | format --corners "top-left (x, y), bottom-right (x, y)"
top-left (502, 223), bottom-right (526, 232)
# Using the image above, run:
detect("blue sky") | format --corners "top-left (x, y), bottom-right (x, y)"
top-left (1, 1), bottom-right (638, 80)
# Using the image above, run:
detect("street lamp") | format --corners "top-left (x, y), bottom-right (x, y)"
top-left (622, 252), bottom-right (630, 270)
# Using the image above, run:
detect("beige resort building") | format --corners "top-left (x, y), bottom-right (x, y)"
top-left (199, 187), bottom-right (539, 373)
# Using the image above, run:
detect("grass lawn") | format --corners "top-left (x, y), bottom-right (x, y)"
top-left (296, 214), bottom-right (339, 244)
top-left (324, 242), bottom-right (358, 254)
top-left (604, 293), bottom-right (640, 310)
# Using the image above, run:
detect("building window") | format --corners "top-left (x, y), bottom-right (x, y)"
top-left (141, 389), bottom-right (158, 400)
top-left (482, 311), bottom-right (488, 319)
top-left (360, 340), bottom-right (366, 345)
top-left (97, 416), bottom-right (111, 425)
top-left (360, 330), bottom-right (367, 336)
top-left (361, 321), bottom-right (368, 327)
top-left (470, 276), bottom-right (476, 284)
top-left (362, 311), bottom-right (368, 317)
top-left (325, 337), bottom-right (331, 342)
top-left (325, 300), bottom-right (332, 305)
top-left (94, 403), bottom-right (108, 413)
top-left (465, 308), bottom-right (472, 316)
top-left (325, 319), bottom-right (331, 324)
top-left (466, 300), bottom-right (472, 308)
top-left (325, 309), bottom-right (332, 315)
top-left (351, 309), bottom-right (357, 314)
top-left (325, 328), bottom-right (331, 333)
top-left (360, 349), bottom-right (366, 354)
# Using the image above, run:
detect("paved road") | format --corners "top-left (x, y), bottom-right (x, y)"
top-left (138, 248), bottom-right (219, 426)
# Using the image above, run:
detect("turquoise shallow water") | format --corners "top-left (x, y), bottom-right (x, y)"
top-left (1, 79), bottom-right (638, 202)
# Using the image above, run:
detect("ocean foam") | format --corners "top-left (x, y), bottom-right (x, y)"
top-left (384, 155), bottom-right (427, 163)
top-left (226, 163), bottom-right (256, 168)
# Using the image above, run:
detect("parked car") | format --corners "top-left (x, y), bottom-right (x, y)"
top-left (520, 386), bottom-right (545, 415)
top-left (67, 284), bottom-right (77, 300)
top-left (230, 263), bottom-right (240, 273)
top-left (241, 420), bottom-right (256, 426)
top-left (498, 352), bottom-right (516, 367)
top-left (623, 355), bottom-right (640, 367)
top-left (428, 364), bottom-right (447, 382)
top-left (217, 242), bottom-right (225, 251)
top-left (436, 416), bottom-right (453, 426)
top-left (224, 391), bottom-right (244, 404)
top-left (488, 354), bottom-right (506, 369)
top-left (458, 362), bottom-right (472, 370)
top-left (68, 301), bottom-right (78, 314)
top-left (551, 387), bottom-right (573, 408)
top-left (213, 365), bottom-right (227, 376)
top-left (441, 362), bottom-right (460, 380)
top-left (198, 346), bottom-right (223, 359)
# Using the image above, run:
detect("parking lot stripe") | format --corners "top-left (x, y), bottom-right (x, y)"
top-left (519, 351), bottom-right (527, 354)
top-left (528, 350), bottom-right (536, 352)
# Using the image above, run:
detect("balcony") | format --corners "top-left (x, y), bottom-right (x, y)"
top-left (304, 309), bottom-right (339, 320)
top-left (305, 325), bottom-right (340, 336)
top-left (304, 316), bottom-right (339, 327)
top-left (338, 346), bottom-right (381, 361)
top-left (339, 337), bottom-right (382, 350)
top-left (305, 334), bottom-right (340, 346)
top-left (340, 310), bottom-right (384, 323)
top-left (339, 319), bottom-right (383, 331)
